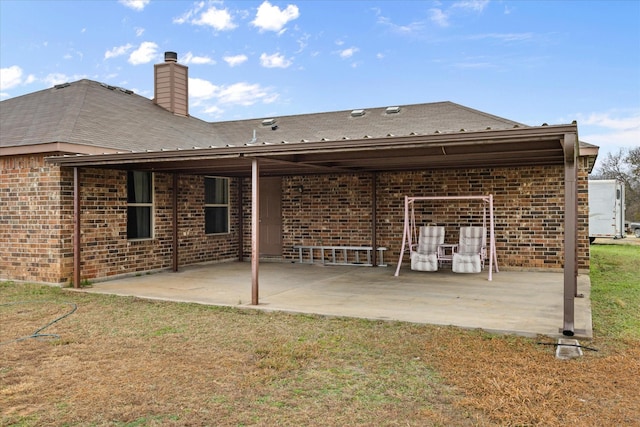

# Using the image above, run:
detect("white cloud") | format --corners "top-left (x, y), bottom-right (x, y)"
top-left (42, 73), bottom-right (85, 87)
top-left (453, 60), bottom-right (495, 69)
top-left (189, 77), bottom-right (279, 112)
top-left (224, 54), bottom-right (248, 67)
top-left (189, 77), bottom-right (219, 99)
top-left (182, 52), bottom-right (215, 65)
top-left (375, 9), bottom-right (425, 35)
top-left (338, 47), bottom-right (359, 59)
top-left (203, 105), bottom-right (224, 116)
top-left (579, 112), bottom-right (640, 131)
top-left (468, 33), bottom-right (534, 42)
top-left (295, 33), bottom-right (310, 53)
top-left (128, 42), bottom-right (158, 65)
top-left (252, 1), bottom-right (299, 33)
top-left (453, 0), bottom-right (489, 12)
top-left (119, 0), bottom-right (150, 11)
top-left (105, 43), bottom-right (134, 59)
top-left (0, 66), bottom-right (37, 96)
top-left (218, 82), bottom-right (278, 105)
top-left (576, 111), bottom-right (640, 148)
top-left (429, 8), bottom-right (449, 27)
top-left (135, 27), bottom-right (145, 37)
top-left (430, 0), bottom-right (488, 28)
top-left (189, 5), bottom-right (237, 31)
top-left (259, 52), bottom-right (292, 68)
top-left (0, 65), bottom-right (24, 90)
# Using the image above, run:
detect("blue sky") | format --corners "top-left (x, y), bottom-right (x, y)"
top-left (1, 0), bottom-right (639, 169)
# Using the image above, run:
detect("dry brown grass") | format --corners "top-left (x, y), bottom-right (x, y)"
top-left (425, 328), bottom-right (640, 426)
top-left (2, 282), bottom-right (639, 426)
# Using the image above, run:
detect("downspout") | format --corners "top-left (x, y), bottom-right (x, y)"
top-left (73, 167), bottom-right (81, 288)
top-left (562, 132), bottom-right (578, 336)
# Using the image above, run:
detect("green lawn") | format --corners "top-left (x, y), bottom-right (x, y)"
top-left (589, 243), bottom-right (640, 341)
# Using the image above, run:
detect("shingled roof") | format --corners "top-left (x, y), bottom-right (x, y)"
top-left (211, 102), bottom-right (525, 146)
top-left (0, 79), bottom-right (224, 153)
top-left (1, 79), bottom-right (525, 154)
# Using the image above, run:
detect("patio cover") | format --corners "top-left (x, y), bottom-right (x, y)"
top-left (47, 123), bottom-right (582, 335)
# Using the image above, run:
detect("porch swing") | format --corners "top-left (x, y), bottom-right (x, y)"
top-left (394, 195), bottom-right (499, 280)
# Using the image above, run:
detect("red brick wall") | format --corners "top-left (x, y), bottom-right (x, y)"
top-left (281, 165), bottom-right (590, 271)
top-left (1, 156), bottom-right (590, 283)
top-left (77, 170), bottom-right (239, 281)
top-left (175, 175), bottom-right (239, 266)
top-left (0, 155), bottom-right (73, 283)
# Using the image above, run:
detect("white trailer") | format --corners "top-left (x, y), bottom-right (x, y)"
top-left (588, 180), bottom-right (626, 242)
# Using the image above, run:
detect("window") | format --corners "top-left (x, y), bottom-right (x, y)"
top-left (127, 171), bottom-right (153, 239)
top-left (205, 177), bottom-right (229, 234)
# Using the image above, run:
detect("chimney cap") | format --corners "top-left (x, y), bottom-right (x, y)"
top-left (164, 51), bottom-right (178, 62)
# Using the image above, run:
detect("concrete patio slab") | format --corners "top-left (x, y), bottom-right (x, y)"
top-left (76, 262), bottom-right (592, 338)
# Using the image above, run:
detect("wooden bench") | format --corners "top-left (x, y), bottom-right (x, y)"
top-left (294, 246), bottom-right (387, 267)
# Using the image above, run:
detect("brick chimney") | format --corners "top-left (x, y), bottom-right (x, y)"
top-left (154, 51), bottom-right (188, 116)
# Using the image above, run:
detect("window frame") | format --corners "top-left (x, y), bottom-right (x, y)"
top-left (204, 176), bottom-right (230, 235)
top-left (126, 171), bottom-right (154, 240)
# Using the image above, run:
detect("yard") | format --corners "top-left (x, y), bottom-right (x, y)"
top-left (1, 244), bottom-right (639, 426)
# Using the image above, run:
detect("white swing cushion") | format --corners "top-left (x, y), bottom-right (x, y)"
top-left (452, 253), bottom-right (481, 273)
top-left (452, 226), bottom-right (485, 274)
top-left (411, 252), bottom-right (439, 272)
top-left (410, 226), bottom-right (444, 272)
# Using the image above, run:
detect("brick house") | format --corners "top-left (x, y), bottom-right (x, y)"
top-left (1, 52), bottom-right (597, 334)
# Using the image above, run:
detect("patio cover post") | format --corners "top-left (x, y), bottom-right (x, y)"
top-left (562, 132), bottom-right (578, 336)
top-left (371, 172), bottom-right (377, 266)
top-left (172, 173), bottom-right (178, 272)
top-left (488, 194), bottom-right (495, 281)
top-left (73, 167), bottom-right (81, 289)
top-left (251, 158), bottom-right (260, 305)
top-left (238, 178), bottom-right (244, 261)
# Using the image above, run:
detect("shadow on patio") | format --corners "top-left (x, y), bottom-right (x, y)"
top-left (77, 262), bottom-right (592, 338)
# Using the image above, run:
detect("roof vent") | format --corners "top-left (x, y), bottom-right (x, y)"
top-left (350, 109), bottom-right (365, 117)
top-left (54, 83), bottom-right (70, 90)
top-left (385, 106), bottom-right (401, 114)
top-left (262, 118), bottom-right (277, 126)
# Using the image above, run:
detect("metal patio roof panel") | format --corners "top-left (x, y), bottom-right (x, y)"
top-left (47, 124), bottom-right (575, 176)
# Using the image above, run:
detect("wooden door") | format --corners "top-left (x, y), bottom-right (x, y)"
top-left (259, 177), bottom-right (282, 256)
